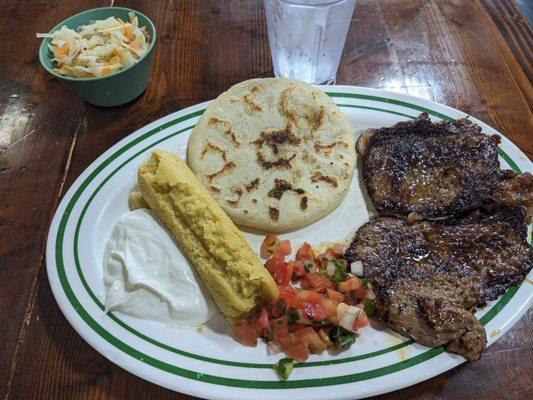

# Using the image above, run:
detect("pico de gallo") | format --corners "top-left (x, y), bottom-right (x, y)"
top-left (232, 236), bottom-right (375, 380)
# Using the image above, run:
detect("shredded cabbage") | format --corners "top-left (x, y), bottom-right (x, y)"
top-left (37, 12), bottom-right (150, 78)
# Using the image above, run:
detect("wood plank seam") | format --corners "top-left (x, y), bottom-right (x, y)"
top-left (3, 104), bottom-right (84, 400)
top-left (480, 0), bottom-right (533, 105)
top-left (487, 0), bottom-right (533, 72)
top-left (475, 1), bottom-right (532, 116)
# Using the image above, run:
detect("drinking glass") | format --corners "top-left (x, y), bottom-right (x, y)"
top-left (264, 0), bottom-right (356, 85)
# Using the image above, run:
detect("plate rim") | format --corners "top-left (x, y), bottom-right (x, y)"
top-left (46, 85), bottom-right (533, 400)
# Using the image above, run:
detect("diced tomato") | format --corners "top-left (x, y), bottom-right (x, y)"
top-left (292, 261), bottom-right (305, 278)
top-left (352, 312), bottom-right (370, 330)
top-left (317, 251), bottom-right (336, 265)
top-left (272, 299), bottom-right (286, 318)
top-left (233, 323), bottom-right (259, 346)
top-left (278, 335), bottom-right (309, 362)
top-left (257, 234), bottom-right (372, 361)
top-left (365, 289), bottom-right (376, 300)
top-left (323, 298), bottom-right (339, 317)
top-left (265, 252), bottom-right (285, 275)
top-left (271, 316), bottom-right (288, 341)
top-left (272, 285), bottom-right (298, 317)
top-left (278, 284), bottom-right (297, 300)
top-left (288, 321), bottom-right (312, 333)
top-left (277, 240), bottom-right (292, 256)
top-left (301, 272), bottom-right (332, 293)
top-left (261, 235), bottom-right (279, 254)
top-left (304, 260), bottom-right (319, 273)
top-left (289, 309), bottom-right (312, 325)
top-left (303, 302), bottom-right (329, 321)
top-left (329, 243), bottom-right (344, 257)
top-left (278, 333), bottom-right (298, 346)
top-left (297, 290), bottom-right (324, 304)
top-left (354, 287), bottom-right (367, 299)
top-left (273, 262), bottom-right (293, 286)
top-left (327, 288), bottom-right (344, 302)
top-left (284, 343), bottom-right (309, 362)
top-left (278, 285), bottom-right (297, 305)
top-left (338, 277), bottom-right (361, 293)
top-left (294, 327), bottom-right (327, 354)
top-left (255, 307), bottom-right (270, 333)
top-left (343, 291), bottom-right (358, 306)
top-left (296, 242), bottom-right (314, 262)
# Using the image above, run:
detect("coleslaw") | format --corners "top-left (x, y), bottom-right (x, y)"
top-left (37, 12), bottom-right (150, 78)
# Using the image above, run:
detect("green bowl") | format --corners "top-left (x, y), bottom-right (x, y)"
top-left (38, 7), bottom-right (156, 107)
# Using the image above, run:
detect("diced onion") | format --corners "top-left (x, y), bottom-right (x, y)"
top-left (337, 303), bottom-right (362, 331)
top-left (267, 342), bottom-right (283, 355)
top-left (326, 261), bottom-right (336, 276)
top-left (338, 312), bottom-right (356, 331)
top-left (336, 302), bottom-right (350, 317)
top-left (350, 261), bottom-right (364, 277)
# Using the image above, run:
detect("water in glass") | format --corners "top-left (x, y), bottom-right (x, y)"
top-left (264, 0), bottom-right (356, 84)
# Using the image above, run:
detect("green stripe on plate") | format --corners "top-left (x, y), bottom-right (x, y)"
top-left (72, 104), bottom-right (417, 369)
top-left (327, 92), bottom-right (454, 121)
top-left (335, 104), bottom-right (417, 120)
top-left (498, 148), bottom-right (521, 173)
top-left (55, 92), bottom-right (529, 388)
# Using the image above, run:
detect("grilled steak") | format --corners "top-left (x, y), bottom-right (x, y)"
top-left (357, 113), bottom-right (533, 218)
top-left (345, 206), bottom-right (532, 361)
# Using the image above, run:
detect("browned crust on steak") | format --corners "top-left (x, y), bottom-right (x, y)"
top-left (492, 171), bottom-right (533, 210)
top-left (345, 206), bottom-right (532, 361)
top-left (356, 113), bottom-right (531, 218)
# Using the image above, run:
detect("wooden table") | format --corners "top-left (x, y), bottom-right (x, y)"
top-left (1, 0), bottom-right (531, 399)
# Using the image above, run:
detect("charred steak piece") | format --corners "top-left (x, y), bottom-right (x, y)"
top-left (357, 113), bottom-right (533, 218)
top-left (345, 206), bottom-right (532, 361)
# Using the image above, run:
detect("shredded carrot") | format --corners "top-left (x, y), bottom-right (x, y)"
top-left (37, 11), bottom-right (149, 78)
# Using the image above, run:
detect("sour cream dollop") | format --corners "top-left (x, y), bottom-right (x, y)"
top-left (103, 209), bottom-right (216, 326)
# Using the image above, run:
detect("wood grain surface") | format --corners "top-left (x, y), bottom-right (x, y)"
top-left (0, 0), bottom-right (531, 399)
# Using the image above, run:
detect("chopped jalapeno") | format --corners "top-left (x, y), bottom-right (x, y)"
top-left (362, 298), bottom-right (375, 316)
top-left (361, 279), bottom-right (372, 290)
top-left (287, 308), bottom-right (300, 324)
top-left (277, 298), bottom-right (286, 314)
top-left (274, 357), bottom-right (295, 380)
top-left (330, 326), bottom-right (356, 348)
top-left (313, 318), bottom-right (331, 327)
top-left (333, 268), bottom-right (348, 283)
top-left (332, 259), bottom-right (348, 282)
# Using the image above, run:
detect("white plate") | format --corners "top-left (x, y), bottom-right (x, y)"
top-left (46, 86), bottom-right (532, 400)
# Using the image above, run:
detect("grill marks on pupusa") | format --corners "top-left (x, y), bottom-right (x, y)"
top-left (252, 125), bottom-right (301, 155)
top-left (207, 117), bottom-right (240, 147)
top-left (311, 171), bottom-right (339, 188)
top-left (187, 78), bottom-right (355, 232)
top-left (267, 179), bottom-right (305, 200)
top-left (204, 161), bottom-right (236, 183)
